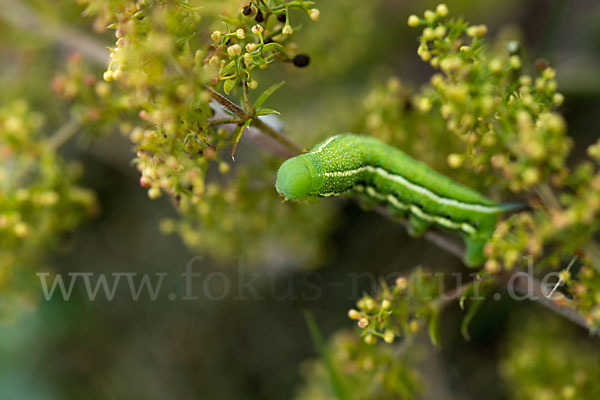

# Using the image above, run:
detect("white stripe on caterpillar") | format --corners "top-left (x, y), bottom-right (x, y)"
top-left (312, 134), bottom-right (343, 154)
top-left (325, 166), bottom-right (504, 214)
top-left (355, 185), bottom-right (476, 235)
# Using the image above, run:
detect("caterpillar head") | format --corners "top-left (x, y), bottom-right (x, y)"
top-left (276, 154), bottom-right (322, 200)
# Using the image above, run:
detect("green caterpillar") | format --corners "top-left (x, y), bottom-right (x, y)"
top-left (275, 134), bottom-right (521, 266)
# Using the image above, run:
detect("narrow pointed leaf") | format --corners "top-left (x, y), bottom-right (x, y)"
top-left (254, 81), bottom-right (285, 109)
top-left (461, 297), bottom-right (485, 341)
top-left (262, 42), bottom-right (283, 53)
top-left (303, 311), bottom-right (351, 400)
top-left (223, 77), bottom-right (238, 95)
top-left (231, 118), bottom-right (252, 160)
top-left (255, 108), bottom-right (280, 116)
top-left (428, 309), bottom-right (442, 347)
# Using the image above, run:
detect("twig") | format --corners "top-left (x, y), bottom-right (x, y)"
top-left (507, 272), bottom-right (597, 335)
top-left (242, 80), bottom-right (253, 113)
top-left (372, 204), bottom-right (465, 260)
top-left (205, 86), bottom-right (247, 118)
top-left (208, 117), bottom-right (242, 126)
top-left (0, 0), bottom-right (109, 65)
top-left (47, 117), bottom-right (82, 150)
top-left (205, 86), bottom-right (303, 157)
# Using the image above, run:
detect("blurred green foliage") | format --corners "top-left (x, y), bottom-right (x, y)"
top-left (501, 313), bottom-right (600, 400)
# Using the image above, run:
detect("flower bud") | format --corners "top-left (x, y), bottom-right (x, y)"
top-left (436, 4), bottom-right (449, 17)
top-left (383, 330), bottom-right (395, 344)
top-left (251, 24), bottom-right (263, 35)
top-left (407, 15), bottom-right (420, 27)
top-left (364, 334), bottom-right (377, 345)
top-left (282, 24), bottom-right (293, 35)
top-left (227, 44), bottom-right (242, 57)
top-left (348, 309), bottom-right (361, 319)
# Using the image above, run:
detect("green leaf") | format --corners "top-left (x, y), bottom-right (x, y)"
top-left (177, 1), bottom-right (201, 11)
top-left (255, 108), bottom-right (280, 116)
top-left (221, 60), bottom-right (236, 76)
top-left (223, 78), bottom-right (237, 95)
top-left (254, 81), bottom-right (285, 109)
top-left (262, 42), bottom-right (283, 53)
top-left (231, 118), bottom-right (252, 160)
top-left (459, 285), bottom-right (475, 310)
top-left (460, 297), bottom-right (485, 341)
top-left (428, 309), bottom-right (442, 347)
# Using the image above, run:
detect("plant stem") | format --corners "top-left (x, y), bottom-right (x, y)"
top-left (0, 0), bottom-right (108, 65)
top-left (505, 272), bottom-right (597, 335)
top-left (208, 117), bottom-right (243, 126)
top-left (372, 204), bottom-right (465, 260)
top-left (242, 80), bottom-right (253, 114)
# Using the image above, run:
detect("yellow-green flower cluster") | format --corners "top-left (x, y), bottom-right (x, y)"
top-left (485, 143), bottom-right (600, 326)
top-left (408, 4), bottom-right (570, 192)
top-left (295, 330), bottom-right (421, 400)
top-left (501, 313), bottom-right (600, 399)
top-left (360, 77), bottom-right (466, 177)
top-left (0, 101), bottom-right (97, 318)
top-left (348, 268), bottom-right (442, 345)
top-left (208, 0), bottom-right (319, 94)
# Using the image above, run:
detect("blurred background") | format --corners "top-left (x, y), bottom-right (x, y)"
top-left (1, 0), bottom-right (600, 398)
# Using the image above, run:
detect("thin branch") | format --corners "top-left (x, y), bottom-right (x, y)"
top-left (208, 117), bottom-right (243, 126)
top-left (47, 117), bottom-right (82, 150)
top-left (242, 80), bottom-right (253, 113)
top-left (0, 0), bottom-right (109, 65)
top-left (251, 114), bottom-right (303, 156)
top-left (205, 86), bottom-right (302, 157)
top-left (205, 86), bottom-right (247, 118)
top-left (372, 204), bottom-right (465, 260)
top-left (432, 278), bottom-right (477, 309)
top-left (506, 272), bottom-right (597, 335)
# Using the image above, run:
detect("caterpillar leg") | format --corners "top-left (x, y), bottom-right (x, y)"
top-left (408, 214), bottom-right (431, 237)
top-left (463, 237), bottom-right (487, 267)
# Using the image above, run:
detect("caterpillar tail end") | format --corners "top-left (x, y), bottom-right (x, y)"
top-left (498, 202), bottom-right (528, 212)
